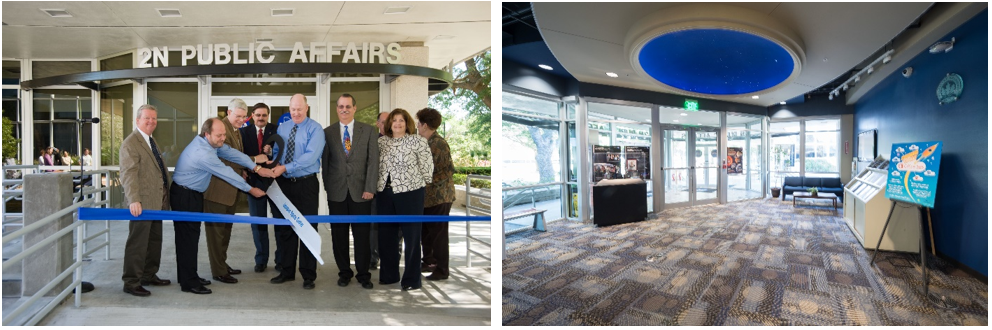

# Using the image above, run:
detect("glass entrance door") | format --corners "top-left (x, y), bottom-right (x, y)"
top-left (663, 127), bottom-right (720, 208)
top-left (211, 96), bottom-right (295, 128)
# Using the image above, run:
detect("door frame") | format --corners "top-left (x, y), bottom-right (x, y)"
top-left (661, 125), bottom-right (721, 209)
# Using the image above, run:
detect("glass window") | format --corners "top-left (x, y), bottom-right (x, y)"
top-left (805, 119), bottom-right (840, 174)
top-left (212, 81), bottom-right (316, 96)
top-left (501, 115), bottom-right (561, 186)
top-left (502, 92), bottom-right (559, 118)
top-left (148, 82), bottom-right (198, 168)
top-left (330, 81), bottom-right (380, 126)
top-left (32, 61), bottom-right (91, 79)
top-left (33, 89), bottom-right (93, 159)
top-left (3, 60), bottom-right (21, 85)
top-left (100, 85), bottom-right (133, 166)
top-left (727, 113), bottom-right (763, 201)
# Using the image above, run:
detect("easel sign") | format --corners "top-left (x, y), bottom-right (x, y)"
top-left (885, 141), bottom-right (942, 208)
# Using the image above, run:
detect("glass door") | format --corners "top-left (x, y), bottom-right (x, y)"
top-left (663, 127), bottom-right (719, 208)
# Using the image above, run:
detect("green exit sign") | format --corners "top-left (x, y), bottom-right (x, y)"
top-left (684, 99), bottom-right (699, 111)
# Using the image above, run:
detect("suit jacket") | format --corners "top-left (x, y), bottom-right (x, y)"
top-left (322, 121), bottom-right (379, 203)
top-left (119, 129), bottom-right (169, 210)
top-left (240, 123), bottom-right (277, 190)
top-left (203, 119), bottom-right (246, 206)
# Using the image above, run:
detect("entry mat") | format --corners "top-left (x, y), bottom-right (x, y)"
top-left (502, 198), bottom-right (987, 325)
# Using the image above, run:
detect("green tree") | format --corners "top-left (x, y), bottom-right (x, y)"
top-left (2, 117), bottom-right (20, 162)
top-left (430, 50), bottom-right (490, 151)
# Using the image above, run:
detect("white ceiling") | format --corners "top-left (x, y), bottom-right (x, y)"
top-left (2, 1), bottom-right (491, 69)
top-left (532, 2), bottom-right (933, 107)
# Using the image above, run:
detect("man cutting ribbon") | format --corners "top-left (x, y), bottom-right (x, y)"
top-left (262, 93), bottom-right (326, 290)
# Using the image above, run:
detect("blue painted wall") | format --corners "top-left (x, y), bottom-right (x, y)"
top-left (854, 10), bottom-right (988, 276)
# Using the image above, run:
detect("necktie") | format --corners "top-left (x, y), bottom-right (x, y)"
top-left (149, 137), bottom-right (168, 186)
top-left (285, 124), bottom-right (298, 164)
top-left (257, 128), bottom-right (263, 154)
top-left (343, 125), bottom-right (351, 156)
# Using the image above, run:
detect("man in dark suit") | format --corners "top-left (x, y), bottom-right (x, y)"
top-left (120, 104), bottom-right (171, 297)
top-left (322, 94), bottom-right (379, 289)
top-left (240, 102), bottom-right (281, 273)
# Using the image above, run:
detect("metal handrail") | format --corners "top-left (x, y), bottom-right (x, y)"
top-left (464, 175), bottom-right (491, 268)
top-left (1, 169), bottom-right (114, 325)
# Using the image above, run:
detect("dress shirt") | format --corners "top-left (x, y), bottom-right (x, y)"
top-left (137, 129), bottom-right (153, 151)
top-left (271, 117), bottom-right (325, 178)
top-left (172, 135), bottom-right (255, 193)
top-left (377, 134), bottom-right (433, 194)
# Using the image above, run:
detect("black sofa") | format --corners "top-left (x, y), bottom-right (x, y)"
top-left (781, 176), bottom-right (843, 200)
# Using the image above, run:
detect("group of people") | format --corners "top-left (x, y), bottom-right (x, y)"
top-left (37, 146), bottom-right (93, 168)
top-left (119, 93), bottom-right (456, 296)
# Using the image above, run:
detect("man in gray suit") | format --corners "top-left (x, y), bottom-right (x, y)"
top-left (322, 94), bottom-right (379, 289)
top-left (120, 104), bottom-right (171, 296)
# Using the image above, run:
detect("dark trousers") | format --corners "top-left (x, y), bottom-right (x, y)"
top-left (329, 192), bottom-right (372, 282)
top-left (422, 202), bottom-right (452, 277)
top-left (248, 188), bottom-right (282, 267)
top-left (170, 183), bottom-right (204, 290)
top-left (121, 220), bottom-right (163, 288)
top-left (377, 186), bottom-right (424, 288)
top-left (270, 175), bottom-right (319, 281)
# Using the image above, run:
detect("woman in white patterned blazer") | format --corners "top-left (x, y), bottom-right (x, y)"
top-left (376, 108), bottom-right (433, 291)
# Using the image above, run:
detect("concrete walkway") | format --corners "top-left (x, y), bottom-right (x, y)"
top-left (33, 208), bottom-right (491, 326)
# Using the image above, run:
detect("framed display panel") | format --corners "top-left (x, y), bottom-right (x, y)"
top-left (857, 129), bottom-right (877, 162)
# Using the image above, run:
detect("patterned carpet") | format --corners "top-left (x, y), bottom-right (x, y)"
top-left (502, 198), bottom-right (988, 326)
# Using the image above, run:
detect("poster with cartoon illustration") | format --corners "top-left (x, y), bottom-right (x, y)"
top-left (885, 141), bottom-right (941, 208)
top-left (726, 147), bottom-right (743, 175)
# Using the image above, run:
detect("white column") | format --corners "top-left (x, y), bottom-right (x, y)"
top-left (576, 97), bottom-right (590, 223)
top-left (389, 42), bottom-right (429, 117)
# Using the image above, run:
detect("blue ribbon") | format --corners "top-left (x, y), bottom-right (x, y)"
top-left (78, 207), bottom-right (490, 225)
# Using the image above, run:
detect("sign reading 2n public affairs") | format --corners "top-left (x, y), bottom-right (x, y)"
top-left (885, 141), bottom-right (942, 208)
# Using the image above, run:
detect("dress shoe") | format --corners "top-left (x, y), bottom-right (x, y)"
top-left (337, 278), bottom-right (350, 287)
top-left (73, 282), bottom-right (95, 293)
top-left (421, 264), bottom-right (436, 273)
top-left (254, 264), bottom-right (266, 273)
top-left (199, 277), bottom-right (212, 286)
top-left (227, 266), bottom-right (242, 275)
top-left (425, 274), bottom-right (449, 281)
top-left (181, 286), bottom-right (212, 294)
top-left (303, 280), bottom-right (315, 290)
top-left (378, 280), bottom-right (399, 285)
top-left (123, 286), bottom-right (151, 297)
top-left (370, 261), bottom-right (378, 270)
top-left (213, 275), bottom-right (238, 284)
top-left (270, 275), bottom-right (296, 284)
top-left (361, 281), bottom-right (374, 289)
top-left (402, 285), bottom-right (422, 291)
top-left (141, 278), bottom-right (171, 286)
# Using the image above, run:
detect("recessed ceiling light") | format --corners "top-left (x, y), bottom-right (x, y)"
top-left (433, 35), bottom-right (456, 40)
top-left (156, 9), bottom-right (181, 18)
top-left (255, 38), bottom-right (273, 43)
top-left (384, 6), bottom-right (412, 14)
top-left (779, 101), bottom-right (786, 105)
top-left (673, 119), bottom-right (679, 123)
top-left (606, 72), bottom-right (619, 78)
top-left (697, 123), bottom-right (703, 125)
top-left (271, 8), bottom-right (295, 17)
top-left (41, 8), bottom-right (72, 18)
top-left (538, 64), bottom-right (553, 71)
top-left (751, 95), bottom-right (759, 99)
top-left (680, 113), bottom-right (688, 116)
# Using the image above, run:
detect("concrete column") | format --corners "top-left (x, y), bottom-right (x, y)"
top-left (390, 42), bottom-right (429, 117)
top-left (22, 172), bottom-right (74, 296)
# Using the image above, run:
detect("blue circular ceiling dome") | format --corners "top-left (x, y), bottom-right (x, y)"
top-left (637, 29), bottom-right (795, 95)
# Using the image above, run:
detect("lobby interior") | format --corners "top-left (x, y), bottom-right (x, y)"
top-left (501, 2), bottom-right (987, 326)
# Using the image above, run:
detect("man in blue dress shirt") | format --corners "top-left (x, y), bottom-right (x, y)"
top-left (265, 93), bottom-right (325, 290)
top-left (171, 118), bottom-right (268, 294)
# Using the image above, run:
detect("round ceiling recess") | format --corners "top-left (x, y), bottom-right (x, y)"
top-left (625, 4), bottom-right (806, 99)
